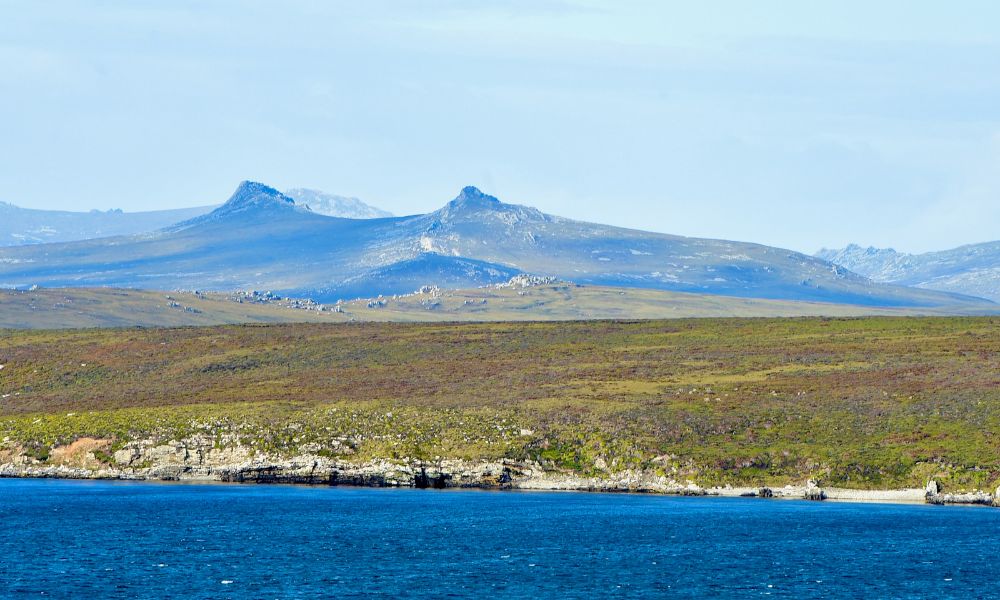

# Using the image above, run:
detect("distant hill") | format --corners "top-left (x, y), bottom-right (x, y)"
top-left (0, 188), bottom-right (390, 248)
top-left (285, 188), bottom-right (392, 219)
top-left (0, 201), bottom-right (213, 247)
top-left (0, 181), bottom-right (991, 309)
top-left (3, 282), bottom-right (990, 329)
top-left (817, 242), bottom-right (1000, 302)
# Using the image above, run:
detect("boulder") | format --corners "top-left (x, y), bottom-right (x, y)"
top-left (804, 480), bottom-right (826, 501)
top-left (113, 446), bottom-right (140, 467)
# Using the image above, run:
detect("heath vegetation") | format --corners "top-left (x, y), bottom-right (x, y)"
top-left (1, 317), bottom-right (998, 489)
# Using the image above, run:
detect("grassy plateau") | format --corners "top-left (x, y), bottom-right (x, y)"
top-left (1, 317), bottom-right (998, 489)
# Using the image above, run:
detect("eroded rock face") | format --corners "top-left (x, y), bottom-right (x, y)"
top-left (0, 434), bottom-right (695, 492)
top-left (2, 436), bottom-right (999, 507)
top-left (0, 444), bottom-right (29, 467)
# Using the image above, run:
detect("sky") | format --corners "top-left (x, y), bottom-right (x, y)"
top-left (2, 1), bottom-right (999, 254)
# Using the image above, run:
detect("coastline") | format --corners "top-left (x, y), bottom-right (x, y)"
top-left (4, 318), bottom-right (999, 515)
top-left (1, 444), bottom-right (993, 508)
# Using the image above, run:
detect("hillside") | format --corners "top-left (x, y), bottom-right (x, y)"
top-left (0, 181), bottom-right (990, 309)
top-left (334, 279), bottom-right (995, 321)
top-left (3, 281), bottom-right (994, 329)
top-left (1, 317), bottom-right (998, 491)
top-left (0, 288), bottom-right (334, 329)
top-left (817, 242), bottom-right (1000, 302)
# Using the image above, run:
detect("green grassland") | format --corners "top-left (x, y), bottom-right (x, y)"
top-left (1, 317), bottom-right (999, 489)
top-left (2, 284), bottom-right (991, 330)
top-left (0, 288), bottom-right (332, 329)
top-left (335, 283), bottom-right (991, 321)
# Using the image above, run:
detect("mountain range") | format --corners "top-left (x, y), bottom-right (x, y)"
top-left (0, 181), bottom-right (991, 309)
top-left (817, 242), bottom-right (1000, 302)
top-left (0, 189), bottom-right (390, 247)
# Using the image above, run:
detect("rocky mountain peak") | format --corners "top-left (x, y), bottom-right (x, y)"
top-left (222, 181), bottom-right (295, 211)
top-left (166, 181), bottom-right (300, 229)
top-left (425, 186), bottom-right (550, 231)
top-left (450, 186), bottom-right (501, 208)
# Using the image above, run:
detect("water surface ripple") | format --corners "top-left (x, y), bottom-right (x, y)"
top-left (1, 479), bottom-right (996, 598)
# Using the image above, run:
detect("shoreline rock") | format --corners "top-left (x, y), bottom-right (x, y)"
top-left (0, 438), bottom-right (995, 507)
top-left (923, 479), bottom-right (994, 506)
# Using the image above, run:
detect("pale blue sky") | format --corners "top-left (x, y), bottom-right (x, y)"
top-left (2, 1), bottom-right (999, 253)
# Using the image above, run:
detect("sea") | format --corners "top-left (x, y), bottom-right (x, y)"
top-left (1, 479), bottom-right (997, 598)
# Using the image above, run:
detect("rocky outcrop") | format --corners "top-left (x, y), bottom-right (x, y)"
top-left (0, 434), bottom-right (676, 491)
top-left (0, 434), bottom-right (760, 494)
top-left (927, 490), bottom-right (994, 506)
top-left (2, 436), bottom-right (999, 507)
top-left (924, 480), bottom-right (994, 506)
top-left (804, 480), bottom-right (827, 501)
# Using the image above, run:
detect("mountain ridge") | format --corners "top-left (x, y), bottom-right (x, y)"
top-left (285, 188), bottom-right (393, 219)
top-left (0, 181), bottom-right (991, 309)
top-left (817, 242), bottom-right (1000, 302)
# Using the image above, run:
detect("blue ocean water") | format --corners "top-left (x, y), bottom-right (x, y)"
top-left (1, 479), bottom-right (997, 598)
